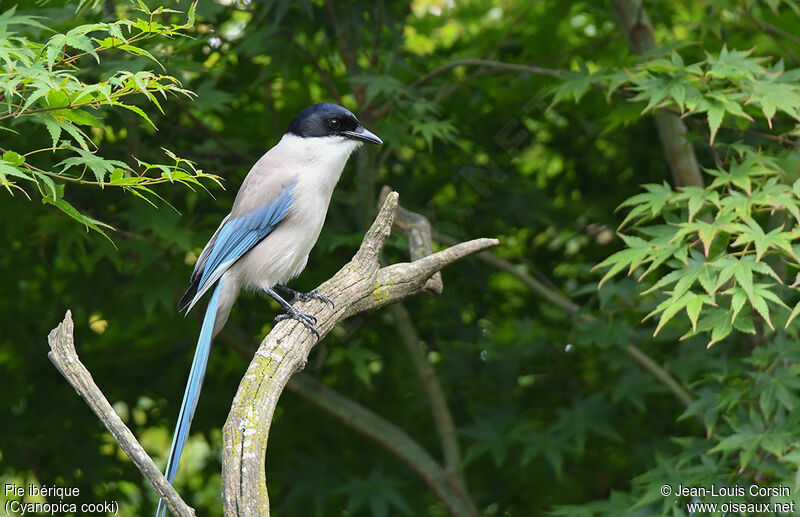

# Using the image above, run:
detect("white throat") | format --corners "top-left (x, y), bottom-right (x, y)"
top-left (277, 133), bottom-right (361, 195)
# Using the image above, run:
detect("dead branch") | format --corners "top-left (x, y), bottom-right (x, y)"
top-left (46, 191), bottom-right (495, 517)
top-left (221, 191), bottom-right (496, 516)
top-left (46, 312), bottom-right (195, 517)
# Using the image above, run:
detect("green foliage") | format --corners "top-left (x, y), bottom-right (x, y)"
top-left (583, 37), bottom-right (800, 346)
top-left (547, 0), bottom-right (800, 514)
top-left (338, 469), bottom-right (412, 517)
top-left (595, 147), bottom-right (800, 345)
top-left (0, 2), bottom-right (217, 238)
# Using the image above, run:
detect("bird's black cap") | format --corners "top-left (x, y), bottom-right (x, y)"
top-left (287, 102), bottom-right (382, 144)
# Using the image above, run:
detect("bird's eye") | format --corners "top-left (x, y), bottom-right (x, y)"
top-left (328, 118), bottom-right (341, 130)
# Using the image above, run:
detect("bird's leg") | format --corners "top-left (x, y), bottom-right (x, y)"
top-left (266, 288), bottom-right (320, 338)
top-left (274, 284), bottom-right (335, 307)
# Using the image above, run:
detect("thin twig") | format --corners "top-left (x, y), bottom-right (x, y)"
top-left (372, 59), bottom-right (564, 119)
top-left (436, 230), bottom-right (581, 315)
top-left (742, 8), bottom-right (800, 64)
top-left (388, 304), bottom-right (471, 497)
top-left (433, 230), bottom-right (699, 415)
top-left (412, 58), bottom-right (564, 89)
top-left (279, 32), bottom-right (343, 105)
top-left (287, 374), bottom-right (477, 514)
top-left (377, 186), bottom-right (468, 493)
top-left (324, 0), bottom-right (365, 106)
top-left (433, 4), bottom-right (535, 102)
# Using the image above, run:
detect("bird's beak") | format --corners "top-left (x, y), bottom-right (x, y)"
top-left (342, 126), bottom-right (383, 145)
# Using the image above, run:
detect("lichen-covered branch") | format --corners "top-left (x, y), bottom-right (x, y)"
top-left (215, 324), bottom-right (478, 516)
top-left (221, 192), bottom-right (497, 516)
top-left (46, 311), bottom-right (195, 517)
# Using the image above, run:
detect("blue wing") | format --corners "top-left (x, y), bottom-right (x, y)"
top-left (180, 179), bottom-right (296, 313)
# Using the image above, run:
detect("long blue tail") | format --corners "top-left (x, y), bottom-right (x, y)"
top-left (156, 280), bottom-right (223, 517)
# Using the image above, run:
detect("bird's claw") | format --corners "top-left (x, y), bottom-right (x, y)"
top-left (293, 288), bottom-right (335, 307)
top-left (274, 308), bottom-right (320, 337)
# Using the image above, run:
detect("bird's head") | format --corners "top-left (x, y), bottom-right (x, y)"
top-left (287, 103), bottom-right (382, 146)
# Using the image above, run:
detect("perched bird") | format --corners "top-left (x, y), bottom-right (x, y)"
top-left (156, 102), bottom-right (381, 516)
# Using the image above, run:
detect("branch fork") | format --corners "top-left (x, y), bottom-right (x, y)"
top-left (221, 191), bottom-right (497, 515)
top-left (47, 190), bottom-right (497, 516)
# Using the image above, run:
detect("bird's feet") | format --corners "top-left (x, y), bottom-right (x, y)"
top-left (274, 306), bottom-right (320, 338)
top-left (275, 285), bottom-right (335, 307)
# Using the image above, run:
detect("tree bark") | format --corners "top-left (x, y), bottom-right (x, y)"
top-left (47, 312), bottom-right (195, 517)
top-left (46, 192), bottom-right (494, 517)
top-left (221, 192), bottom-right (495, 516)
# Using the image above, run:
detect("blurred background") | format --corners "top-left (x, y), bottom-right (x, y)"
top-left (2, 0), bottom-right (800, 515)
